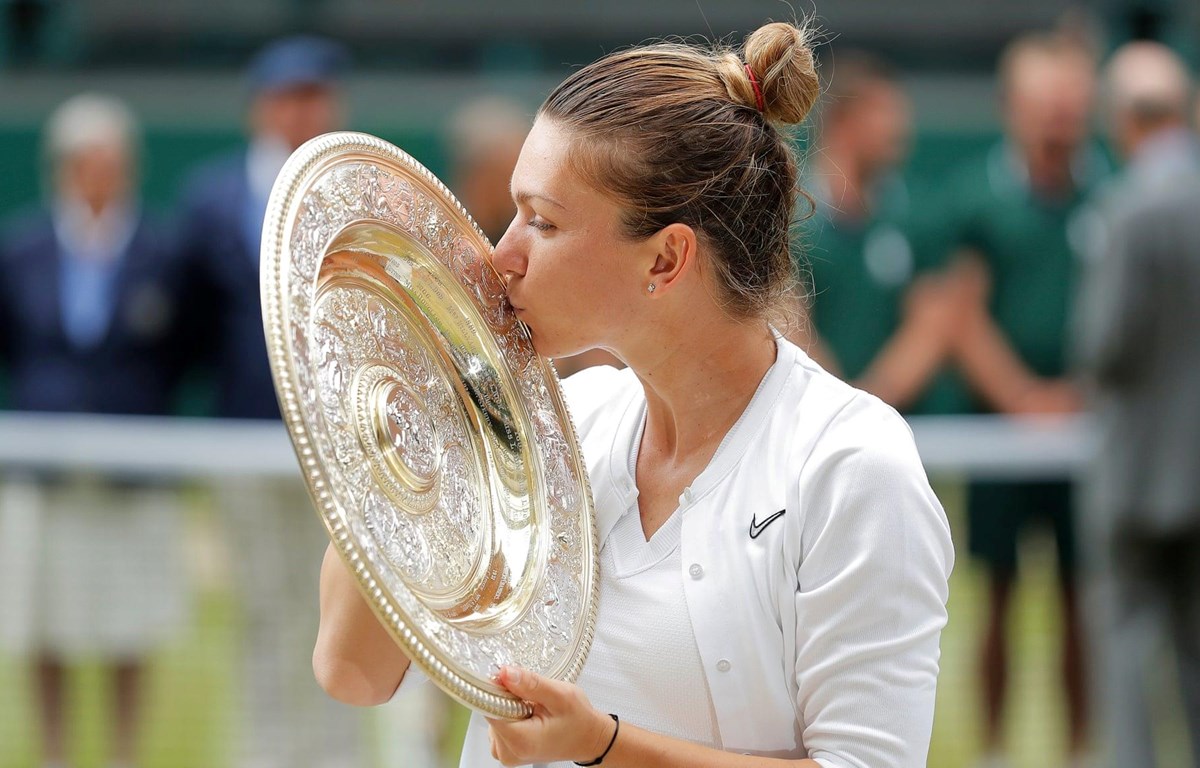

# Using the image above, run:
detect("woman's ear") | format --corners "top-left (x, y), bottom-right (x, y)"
top-left (646, 222), bottom-right (698, 295)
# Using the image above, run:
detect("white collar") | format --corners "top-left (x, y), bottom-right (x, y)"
top-left (595, 334), bottom-right (800, 547)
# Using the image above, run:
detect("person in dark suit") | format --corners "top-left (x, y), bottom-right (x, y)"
top-left (0, 92), bottom-right (187, 768)
top-left (1076, 41), bottom-right (1200, 768)
top-left (174, 36), bottom-right (365, 768)
top-left (176, 35), bottom-right (349, 420)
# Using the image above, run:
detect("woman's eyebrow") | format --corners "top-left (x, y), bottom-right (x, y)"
top-left (513, 189), bottom-right (566, 210)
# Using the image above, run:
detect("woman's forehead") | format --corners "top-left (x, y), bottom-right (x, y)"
top-left (511, 120), bottom-right (586, 204)
top-left (512, 121), bottom-right (567, 181)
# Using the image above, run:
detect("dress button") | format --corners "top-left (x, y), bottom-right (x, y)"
top-left (716, 659), bottom-right (732, 673)
top-left (682, 487), bottom-right (693, 504)
top-left (688, 563), bottom-right (704, 580)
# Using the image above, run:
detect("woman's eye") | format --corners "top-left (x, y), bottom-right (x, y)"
top-left (528, 217), bottom-right (555, 232)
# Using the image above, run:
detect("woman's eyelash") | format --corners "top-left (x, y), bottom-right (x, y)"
top-left (528, 218), bottom-right (555, 232)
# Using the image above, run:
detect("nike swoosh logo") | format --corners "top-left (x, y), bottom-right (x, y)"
top-left (749, 509), bottom-right (786, 540)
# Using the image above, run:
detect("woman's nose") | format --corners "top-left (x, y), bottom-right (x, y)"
top-left (490, 217), bottom-right (526, 280)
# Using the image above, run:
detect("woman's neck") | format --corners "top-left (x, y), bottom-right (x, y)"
top-left (624, 314), bottom-right (777, 466)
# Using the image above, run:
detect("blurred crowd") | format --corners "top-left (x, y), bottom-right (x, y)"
top-left (0, 18), bottom-right (1198, 768)
top-left (797, 29), bottom-right (1200, 768)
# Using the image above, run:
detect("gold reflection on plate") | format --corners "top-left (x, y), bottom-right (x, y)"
top-left (260, 132), bottom-right (598, 719)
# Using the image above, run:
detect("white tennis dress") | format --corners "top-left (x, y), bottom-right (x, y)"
top-left (450, 335), bottom-right (953, 768)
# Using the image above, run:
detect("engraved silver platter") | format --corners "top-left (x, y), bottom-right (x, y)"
top-left (260, 131), bottom-right (598, 719)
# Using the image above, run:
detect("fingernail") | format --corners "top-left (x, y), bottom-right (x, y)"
top-left (506, 666), bottom-right (521, 685)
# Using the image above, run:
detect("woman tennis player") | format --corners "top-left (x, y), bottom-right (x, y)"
top-left (314, 20), bottom-right (953, 768)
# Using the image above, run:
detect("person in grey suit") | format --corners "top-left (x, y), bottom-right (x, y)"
top-left (1075, 41), bottom-right (1200, 767)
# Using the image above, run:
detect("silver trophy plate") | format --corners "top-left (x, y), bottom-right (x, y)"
top-left (260, 131), bottom-right (598, 719)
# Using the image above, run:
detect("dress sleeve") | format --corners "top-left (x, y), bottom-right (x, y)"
top-left (793, 407), bottom-right (954, 768)
top-left (386, 658), bottom-right (430, 700)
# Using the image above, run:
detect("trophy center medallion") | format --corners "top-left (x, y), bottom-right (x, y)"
top-left (374, 376), bottom-right (439, 491)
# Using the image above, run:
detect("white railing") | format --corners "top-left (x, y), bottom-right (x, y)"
top-left (0, 411), bottom-right (1094, 481)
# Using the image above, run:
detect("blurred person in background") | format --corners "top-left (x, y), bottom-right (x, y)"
top-left (1075, 41), bottom-right (1200, 768)
top-left (447, 95), bottom-right (530, 245)
top-left (799, 50), bottom-right (962, 412)
top-left (176, 34), bottom-right (349, 421)
top-left (174, 36), bottom-right (366, 768)
top-left (0, 93), bottom-right (188, 768)
top-left (938, 32), bottom-right (1108, 768)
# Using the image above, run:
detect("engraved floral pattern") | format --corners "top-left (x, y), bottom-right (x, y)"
top-left (316, 285), bottom-right (482, 591)
top-left (262, 136), bottom-right (597, 718)
top-left (364, 487), bottom-right (432, 581)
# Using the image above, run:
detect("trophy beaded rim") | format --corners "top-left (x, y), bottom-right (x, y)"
top-left (260, 130), bottom-right (600, 720)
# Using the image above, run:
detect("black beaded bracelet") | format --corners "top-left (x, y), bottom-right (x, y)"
top-left (574, 713), bottom-right (620, 766)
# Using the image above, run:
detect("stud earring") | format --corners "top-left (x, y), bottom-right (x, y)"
top-left (647, 283), bottom-right (656, 294)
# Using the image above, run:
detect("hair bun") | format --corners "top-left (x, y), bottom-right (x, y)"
top-left (744, 21), bottom-right (819, 124)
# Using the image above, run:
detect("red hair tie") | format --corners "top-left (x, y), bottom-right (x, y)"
top-left (744, 63), bottom-right (765, 113)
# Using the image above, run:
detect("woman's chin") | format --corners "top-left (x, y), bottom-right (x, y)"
top-left (524, 327), bottom-right (577, 362)
top-left (529, 336), bottom-right (565, 360)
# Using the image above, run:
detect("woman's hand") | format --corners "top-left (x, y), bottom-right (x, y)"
top-left (486, 666), bottom-right (617, 767)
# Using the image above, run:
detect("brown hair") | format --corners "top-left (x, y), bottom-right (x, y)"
top-left (538, 21), bottom-right (820, 320)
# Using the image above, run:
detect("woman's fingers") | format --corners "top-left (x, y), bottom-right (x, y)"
top-left (496, 665), bottom-right (566, 710)
top-left (486, 666), bottom-right (611, 765)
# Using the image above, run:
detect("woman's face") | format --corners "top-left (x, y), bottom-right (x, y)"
top-left (491, 118), bottom-right (651, 360)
